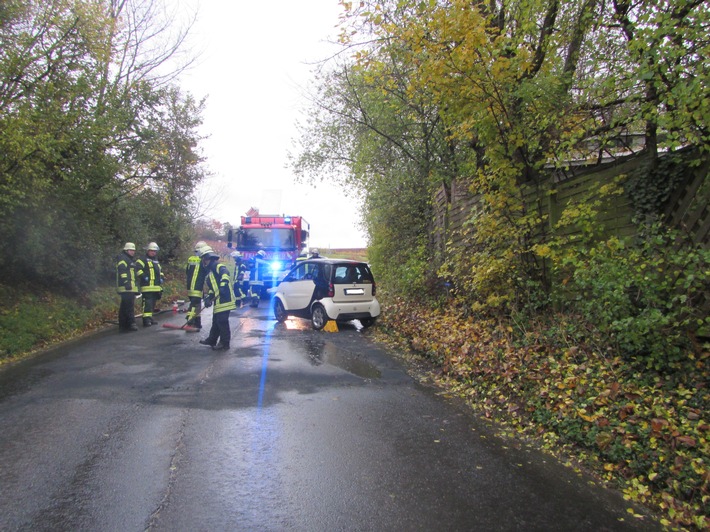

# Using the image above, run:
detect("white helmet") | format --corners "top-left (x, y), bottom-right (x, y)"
top-left (194, 240), bottom-right (207, 253)
top-left (256, 250), bottom-right (266, 259)
top-left (123, 242), bottom-right (136, 251)
top-left (146, 242), bottom-right (160, 251)
top-left (310, 248), bottom-right (320, 257)
top-left (231, 251), bottom-right (242, 259)
top-left (199, 246), bottom-right (215, 257)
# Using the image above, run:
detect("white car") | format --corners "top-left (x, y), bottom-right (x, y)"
top-left (272, 258), bottom-right (381, 329)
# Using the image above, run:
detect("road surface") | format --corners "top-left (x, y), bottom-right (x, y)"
top-left (0, 302), bottom-right (659, 531)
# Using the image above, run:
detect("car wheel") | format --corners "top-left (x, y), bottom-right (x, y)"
top-left (311, 304), bottom-right (327, 330)
top-left (273, 299), bottom-right (287, 322)
top-left (360, 317), bottom-right (377, 328)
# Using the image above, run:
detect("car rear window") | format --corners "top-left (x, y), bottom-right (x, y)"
top-left (332, 264), bottom-right (374, 284)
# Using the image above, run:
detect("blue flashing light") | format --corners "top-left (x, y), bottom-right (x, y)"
top-left (284, 216), bottom-right (292, 224)
top-left (270, 261), bottom-right (282, 272)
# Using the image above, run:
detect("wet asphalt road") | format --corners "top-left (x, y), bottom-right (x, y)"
top-left (0, 302), bottom-right (659, 531)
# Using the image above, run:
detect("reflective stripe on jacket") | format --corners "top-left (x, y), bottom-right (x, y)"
top-left (136, 257), bottom-right (163, 293)
top-left (186, 255), bottom-right (205, 298)
top-left (206, 263), bottom-right (237, 313)
top-left (116, 252), bottom-right (138, 293)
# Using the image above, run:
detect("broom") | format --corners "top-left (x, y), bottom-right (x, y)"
top-left (162, 304), bottom-right (203, 333)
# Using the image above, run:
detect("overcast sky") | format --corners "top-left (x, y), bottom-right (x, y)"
top-left (170, 0), bottom-right (367, 248)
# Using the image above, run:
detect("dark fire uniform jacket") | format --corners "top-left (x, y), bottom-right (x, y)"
top-left (186, 254), bottom-right (206, 298)
top-left (136, 256), bottom-right (164, 294)
top-left (116, 252), bottom-right (138, 294)
top-left (205, 262), bottom-right (237, 313)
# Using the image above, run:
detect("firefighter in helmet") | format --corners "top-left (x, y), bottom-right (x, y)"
top-left (186, 241), bottom-right (208, 328)
top-left (199, 248), bottom-right (237, 350)
top-left (116, 242), bottom-right (139, 332)
top-left (135, 242), bottom-right (164, 327)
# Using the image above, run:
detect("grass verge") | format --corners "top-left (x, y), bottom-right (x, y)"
top-left (0, 270), bottom-right (185, 365)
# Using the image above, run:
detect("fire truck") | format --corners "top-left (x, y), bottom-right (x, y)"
top-left (227, 211), bottom-right (310, 304)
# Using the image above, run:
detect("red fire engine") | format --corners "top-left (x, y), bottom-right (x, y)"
top-left (227, 211), bottom-right (310, 301)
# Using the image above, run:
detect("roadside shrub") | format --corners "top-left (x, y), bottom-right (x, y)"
top-left (549, 224), bottom-right (709, 370)
top-left (369, 240), bottom-right (430, 301)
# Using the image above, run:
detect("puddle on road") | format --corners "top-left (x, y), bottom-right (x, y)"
top-left (304, 338), bottom-right (381, 379)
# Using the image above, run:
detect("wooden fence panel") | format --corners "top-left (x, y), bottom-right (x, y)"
top-left (663, 157), bottom-right (710, 247)
top-left (435, 150), bottom-right (709, 255)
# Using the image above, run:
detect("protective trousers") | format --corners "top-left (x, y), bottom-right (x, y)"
top-left (119, 293), bottom-right (136, 330)
top-left (205, 310), bottom-right (231, 348)
top-left (187, 296), bottom-right (202, 328)
top-left (233, 283), bottom-right (246, 307)
top-left (142, 293), bottom-right (160, 326)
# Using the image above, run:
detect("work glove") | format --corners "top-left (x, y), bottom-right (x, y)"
top-left (203, 295), bottom-right (214, 308)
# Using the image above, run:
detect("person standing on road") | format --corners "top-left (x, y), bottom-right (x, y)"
top-left (199, 249), bottom-right (237, 350)
top-left (231, 251), bottom-right (247, 308)
top-left (116, 242), bottom-right (139, 332)
top-left (186, 241), bottom-right (208, 328)
top-left (247, 249), bottom-right (268, 303)
top-left (136, 242), bottom-right (164, 327)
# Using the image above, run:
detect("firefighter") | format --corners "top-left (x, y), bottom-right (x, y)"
top-left (199, 249), bottom-right (237, 350)
top-left (186, 241), bottom-right (208, 328)
top-left (310, 248), bottom-right (320, 258)
top-left (247, 249), bottom-right (268, 305)
top-left (116, 242), bottom-right (139, 332)
top-left (136, 242), bottom-right (164, 327)
top-left (231, 251), bottom-right (247, 308)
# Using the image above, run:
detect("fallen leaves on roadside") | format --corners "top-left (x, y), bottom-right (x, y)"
top-left (374, 295), bottom-right (710, 530)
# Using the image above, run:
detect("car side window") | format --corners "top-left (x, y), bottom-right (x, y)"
top-left (286, 263), bottom-right (309, 281)
top-left (321, 264), bottom-right (332, 282)
top-left (306, 265), bottom-right (318, 281)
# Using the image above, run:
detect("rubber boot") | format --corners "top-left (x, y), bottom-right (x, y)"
top-left (143, 317), bottom-right (153, 327)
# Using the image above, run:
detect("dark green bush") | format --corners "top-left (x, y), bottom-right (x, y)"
top-left (553, 223), bottom-right (709, 370)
